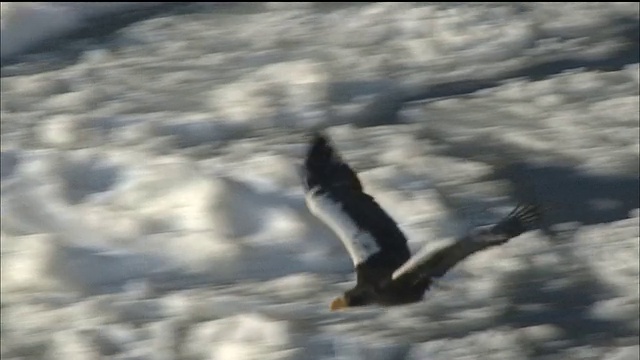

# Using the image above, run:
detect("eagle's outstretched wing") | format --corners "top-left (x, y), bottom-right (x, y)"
top-left (391, 204), bottom-right (540, 289)
top-left (302, 133), bottom-right (411, 285)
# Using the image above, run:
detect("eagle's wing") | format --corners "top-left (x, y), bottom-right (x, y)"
top-left (391, 204), bottom-right (540, 289)
top-left (302, 133), bottom-right (411, 285)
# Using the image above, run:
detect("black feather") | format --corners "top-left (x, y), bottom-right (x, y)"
top-left (490, 203), bottom-right (540, 238)
top-left (304, 132), bottom-right (362, 193)
top-left (390, 203), bottom-right (542, 295)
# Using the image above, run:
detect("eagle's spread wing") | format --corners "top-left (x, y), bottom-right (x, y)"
top-left (391, 204), bottom-right (540, 289)
top-left (303, 133), bottom-right (411, 285)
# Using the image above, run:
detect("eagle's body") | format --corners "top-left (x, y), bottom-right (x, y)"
top-left (302, 133), bottom-right (540, 310)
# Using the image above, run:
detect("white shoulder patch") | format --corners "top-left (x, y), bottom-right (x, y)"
top-left (305, 188), bottom-right (380, 266)
top-left (391, 238), bottom-right (456, 280)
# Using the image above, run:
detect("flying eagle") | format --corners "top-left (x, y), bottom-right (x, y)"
top-left (302, 133), bottom-right (540, 310)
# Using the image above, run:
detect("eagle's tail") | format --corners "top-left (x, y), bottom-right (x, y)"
top-left (490, 204), bottom-right (541, 238)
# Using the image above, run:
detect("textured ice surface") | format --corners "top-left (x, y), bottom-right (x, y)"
top-left (1, 2), bottom-right (638, 360)
top-left (1, 3), bottom-right (164, 60)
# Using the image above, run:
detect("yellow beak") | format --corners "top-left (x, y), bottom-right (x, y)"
top-left (330, 296), bottom-right (348, 311)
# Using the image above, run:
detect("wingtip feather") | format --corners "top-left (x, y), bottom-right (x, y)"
top-left (306, 131), bottom-right (333, 161)
top-left (489, 203), bottom-right (541, 239)
top-left (303, 131), bottom-right (363, 194)
top-left (508, 203), bottom-right (541, 228)
top-left (308, 131), bottom-right (330, 150)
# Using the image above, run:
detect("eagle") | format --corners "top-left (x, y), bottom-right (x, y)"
top-left (302, 133), bottom-right (540, 310)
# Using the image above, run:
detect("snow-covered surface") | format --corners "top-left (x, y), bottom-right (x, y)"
top-left (0, 2), bottom-right (165, 60)
top-left (1, 2), bottom-right (638, 359)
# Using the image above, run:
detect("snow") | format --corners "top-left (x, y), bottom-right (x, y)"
top-left (1, 2), bottom-right (638, 360)
top-left (1, 3), bottom-right (163, 61)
